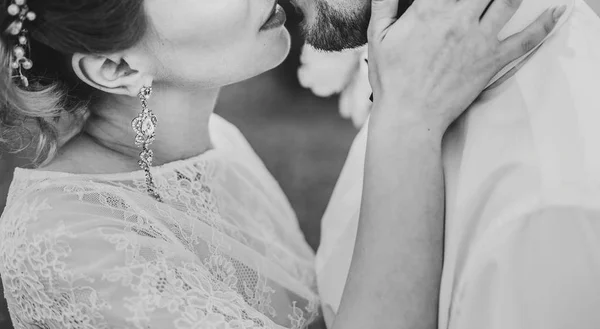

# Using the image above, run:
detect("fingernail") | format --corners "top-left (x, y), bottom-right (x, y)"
top-left (553, 5), bottom-right (567, 22)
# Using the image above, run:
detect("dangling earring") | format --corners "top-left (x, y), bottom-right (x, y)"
top-left (132, 86), bottom-right (163, 202)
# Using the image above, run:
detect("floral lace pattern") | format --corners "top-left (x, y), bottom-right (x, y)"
top-left (0, 117), bottom-right (320, 329)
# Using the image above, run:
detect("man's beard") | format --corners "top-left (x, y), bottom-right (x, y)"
top-left (301, 1), bottom-right (371, 52)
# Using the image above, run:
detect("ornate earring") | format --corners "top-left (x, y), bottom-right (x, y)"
top-left (132, 86), bottom-right (163, 202)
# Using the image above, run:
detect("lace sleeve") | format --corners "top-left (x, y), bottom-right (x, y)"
top-left (0, 194), bottom-right (293, 329)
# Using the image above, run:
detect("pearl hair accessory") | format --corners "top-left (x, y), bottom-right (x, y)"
top-left (5, 0), bottom-right (36, 87)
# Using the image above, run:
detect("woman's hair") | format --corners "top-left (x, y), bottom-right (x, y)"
top-left (0, 0), bottom-right (148, 166)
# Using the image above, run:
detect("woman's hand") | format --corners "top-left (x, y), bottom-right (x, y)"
top-left (368, 0), bottom-right (565, 136)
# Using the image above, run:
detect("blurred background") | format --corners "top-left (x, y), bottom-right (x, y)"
top-left (0, 1), bottom-right (357, 327)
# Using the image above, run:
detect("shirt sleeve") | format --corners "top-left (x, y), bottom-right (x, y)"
top-left (0, 193), bottom-right (287, 329)
top-left (452, 206), bottom-right (600, 329)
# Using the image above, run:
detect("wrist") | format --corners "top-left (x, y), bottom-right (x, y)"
top-left (367, 117), bottom-right (444, 155)
top-left (369, 99), bottom-right (446, 146)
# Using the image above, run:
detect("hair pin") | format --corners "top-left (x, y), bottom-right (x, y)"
top-left (5, 0), bottom-right (36, 87)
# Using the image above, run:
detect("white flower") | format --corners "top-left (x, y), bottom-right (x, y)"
top-left (298, 44), bottom-right (364, 97)
top-left (297, 44), bottom-right (372, 128)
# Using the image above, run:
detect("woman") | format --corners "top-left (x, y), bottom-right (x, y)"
top-left (0, 0), bottom-right (560, 328)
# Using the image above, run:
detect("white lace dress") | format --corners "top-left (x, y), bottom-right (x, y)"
top-left (0, 115), bottom-right (320, 329)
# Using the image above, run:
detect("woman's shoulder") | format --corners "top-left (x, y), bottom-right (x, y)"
top-left (209, 114), bottom-right (275, 174)
top-left (1, 175), bottom-right (145, 238)
top-left (209, 114), bottom-right (256, 153)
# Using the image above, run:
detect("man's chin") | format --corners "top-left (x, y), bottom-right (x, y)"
top-left (297, 0), bottom-right (370, 52)
top-left (303, 27), bottom-right (367, 52)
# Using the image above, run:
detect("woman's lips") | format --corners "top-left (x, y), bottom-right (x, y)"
top-left (260, 4), bottom-right (287, 31)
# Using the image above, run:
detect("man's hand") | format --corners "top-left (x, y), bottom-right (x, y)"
top-left (368, 0), bottom-right (566, 137)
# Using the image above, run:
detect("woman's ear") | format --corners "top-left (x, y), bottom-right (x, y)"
top-left (71, 53), bottom-right (153, 97)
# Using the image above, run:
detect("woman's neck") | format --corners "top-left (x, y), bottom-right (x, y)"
top-left (48, 85), bottom-right (221, 174)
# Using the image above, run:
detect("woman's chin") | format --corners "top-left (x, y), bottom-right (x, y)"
top-left (278, 28), bottom-right (292, 62)
top-left (230, 42), bottom-right (291, 85)
top-left (266, 28), bottom-right (292, 69)
top-left (273, 26), bottom-right (291, 49)
top-left (187, 29), bottom-right (291, 88)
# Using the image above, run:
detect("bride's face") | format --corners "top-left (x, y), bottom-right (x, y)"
top-left (144, 0), bottom-right (290, 88)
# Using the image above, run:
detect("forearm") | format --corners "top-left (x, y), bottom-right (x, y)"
top-left (333, 106), bottom-right (445, 329)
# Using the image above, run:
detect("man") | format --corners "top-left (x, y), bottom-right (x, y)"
top-left (295, 0), bottom-right (600, 327)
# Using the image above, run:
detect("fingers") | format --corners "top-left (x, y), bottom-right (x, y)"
top-left (496, 6), bottom-right (566, 66)
top-left (480, 0), bottom-right (523, 34)
top-left (465, 0), bottom-right (494, 18)
top-left (368, 0), bottom-right (400, 40)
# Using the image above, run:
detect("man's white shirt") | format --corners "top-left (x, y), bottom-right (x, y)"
top-left (316, 0), bottom-right (600, 328)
